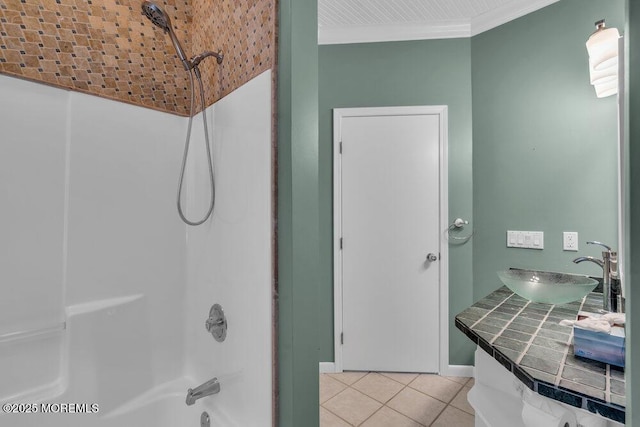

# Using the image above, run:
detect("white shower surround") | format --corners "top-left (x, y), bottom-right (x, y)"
top-left (184, 70), bottom-right (274, 425)
top-left (0, 71), bottom-right (273, 426)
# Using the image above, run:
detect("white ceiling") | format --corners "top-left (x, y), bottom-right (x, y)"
top-left (318, 0), bottom-right (560, 44)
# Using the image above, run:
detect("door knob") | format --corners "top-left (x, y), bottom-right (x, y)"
top-left (426, 253), bottom-right (438, 262)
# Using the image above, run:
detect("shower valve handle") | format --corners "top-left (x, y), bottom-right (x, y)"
top-left (205, 317), bottom-right (224, 330)
top-left (205, 304), bottom-right (227, 342)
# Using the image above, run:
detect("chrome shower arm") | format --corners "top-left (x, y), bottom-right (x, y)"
top-left (190, 51), bottom-right (224, 68)
top-left (190, 51), bottom-right (224, 80)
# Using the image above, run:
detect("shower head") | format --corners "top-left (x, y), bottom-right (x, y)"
top-left (141, 1), bottom-right (170, 32)
top-left (141, 1), bottom-right (191, 70)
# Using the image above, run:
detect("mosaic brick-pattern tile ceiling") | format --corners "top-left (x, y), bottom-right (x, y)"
top-left (0, 0), bottom-right (275, 116)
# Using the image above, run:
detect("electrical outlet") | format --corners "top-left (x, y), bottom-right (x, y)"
top-left (563, 232), bottom-right (578, 251)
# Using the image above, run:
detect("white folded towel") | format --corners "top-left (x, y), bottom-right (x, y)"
top-left (559, 312), bottom-right (625, 333)
top-left (601, 312), bottom-right (625, 326)
top-left (559, 318), bottom-right (611, 333)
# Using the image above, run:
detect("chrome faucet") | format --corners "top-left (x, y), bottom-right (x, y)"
top-left (185, 377), bottom-right (220, 406)
top-left (573, 241), bottom-right (620, 312)
top-left (572, 255), bottom-right (604, 269)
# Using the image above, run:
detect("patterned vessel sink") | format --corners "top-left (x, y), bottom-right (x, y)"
top-left (497, 268), bottom-right (598, 304)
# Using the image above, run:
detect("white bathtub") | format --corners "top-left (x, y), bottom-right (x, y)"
top-left (0, 70), bottom-right (273, 427)
top-left (0, 296), bottom-right (240, 427)
top-left (1, 381), bottom-right (216, 427)
top-left (1, 380), bottom-right (231, 427)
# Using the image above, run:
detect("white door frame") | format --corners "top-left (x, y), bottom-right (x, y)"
top-left (333, 105), bottom-right (450, 375)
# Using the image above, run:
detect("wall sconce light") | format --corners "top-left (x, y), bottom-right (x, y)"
top-left (585, 19), bottom-right (627, 315)
top-left (586, 19), bottom-right (620, 98)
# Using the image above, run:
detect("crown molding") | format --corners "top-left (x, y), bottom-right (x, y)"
top-left (318, 22), bottom-right (470, 45)
top-left (318, 0), bottom-right (560, 45)
top-left (470, 0), bottom-right (560, 36)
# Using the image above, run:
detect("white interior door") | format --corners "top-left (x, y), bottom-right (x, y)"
top-left (335, 107), bottom-right (444, 373)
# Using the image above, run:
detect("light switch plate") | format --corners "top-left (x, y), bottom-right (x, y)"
top-left (507, 231), bottom-right (544, 250)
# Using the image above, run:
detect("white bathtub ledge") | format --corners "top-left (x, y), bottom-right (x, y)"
top-left (66, 294), bottom-right (144, 317)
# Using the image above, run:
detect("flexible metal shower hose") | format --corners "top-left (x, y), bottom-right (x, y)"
top-left (176, 68), bottom-right (215, 226)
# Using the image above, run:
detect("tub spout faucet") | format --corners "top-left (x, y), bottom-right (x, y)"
top-left (186, 377), bottom-right (220, 406)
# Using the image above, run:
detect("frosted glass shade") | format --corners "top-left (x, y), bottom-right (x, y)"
top-left (589, 59), bottom-right (618, 85)
top-left (586, 21), bottom-right (620, 98)
top-left (594, 79), bottom-right (618, 98)
top-left (586, 26), bottom-right (620, 71)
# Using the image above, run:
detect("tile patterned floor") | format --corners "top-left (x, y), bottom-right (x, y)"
top-left (320, 372), bottom-right (475, 427)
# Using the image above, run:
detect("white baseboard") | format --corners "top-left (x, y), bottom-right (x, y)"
top-left (442, 365), bottom-right (475, 378)
top-left (319, 362), bottom-right (336, 374)
top-left (321, 362), bottom-right (472, 377)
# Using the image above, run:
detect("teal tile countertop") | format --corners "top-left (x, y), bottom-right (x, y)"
top-left (455, 286), bottom-right (625, 424)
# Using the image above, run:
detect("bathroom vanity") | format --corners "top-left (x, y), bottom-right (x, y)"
top-left (456, 286), bottom-right (625, 426)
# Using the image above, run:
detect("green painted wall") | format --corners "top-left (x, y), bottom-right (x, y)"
top-left (626, 0), bottom-right (638, 423)
top-left (285, 0), bottom-right (634, 423)
top-left (318, 39), bottom-right (476, 365)
top-left (317, 0), bottom-right (624, 370)
top-left (472, 0), bottom-right (623, 301)
top-left (277, 0), bottom-right (320, 425)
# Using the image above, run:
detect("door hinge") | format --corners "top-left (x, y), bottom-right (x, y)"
top-left (341, 332), bottom-right (344, 345)
top-left (339, 141), bottom-right (343, 154)
top-left (340, 238), bottom-right (343, 249)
